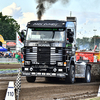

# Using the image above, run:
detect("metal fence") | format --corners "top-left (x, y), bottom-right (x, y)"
top-left (0, 58), bottom-right (18, 63)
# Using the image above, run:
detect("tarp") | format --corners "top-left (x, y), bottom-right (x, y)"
top-left (0, 46), bottom-right (7, 52)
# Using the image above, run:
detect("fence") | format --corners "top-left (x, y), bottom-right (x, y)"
top-left (0, 58), bottom-right (18, 63)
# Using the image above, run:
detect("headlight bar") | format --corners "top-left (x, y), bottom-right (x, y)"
top-left (24, 61), bottom-right (31, 65)
top-left (57, 62), bottom-right (67, 66)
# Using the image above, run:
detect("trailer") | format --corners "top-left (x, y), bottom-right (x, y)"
top-left (21, 17), bottom-right (91, 83)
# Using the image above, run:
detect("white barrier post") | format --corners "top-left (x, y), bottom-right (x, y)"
top-left (5, 81), bottom-right (15, 100)
top-left (97, 85), bottom-right (100, 97)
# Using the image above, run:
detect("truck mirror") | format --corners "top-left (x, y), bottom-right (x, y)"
top-left (69, 31), bottom-right (74, 43)
top-left (67, 29), bottom-right (74, 43)
top-left (76, 47), bottom-right (78, 50)
top-left (21, 30), bottom-right (24, 42)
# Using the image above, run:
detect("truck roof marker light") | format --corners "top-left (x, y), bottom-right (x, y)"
top-left (62, 23), bottom-right (65, 25)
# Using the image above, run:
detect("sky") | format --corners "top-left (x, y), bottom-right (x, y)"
top-left (0, 0), bottom-right (100, 38)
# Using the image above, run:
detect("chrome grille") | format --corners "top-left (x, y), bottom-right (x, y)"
top-left (25, 47), bottom-right (63, 65)
top-left (50, 47), bottom-right (62, 64)
top-left (26, 47), bottom-right (37, 62)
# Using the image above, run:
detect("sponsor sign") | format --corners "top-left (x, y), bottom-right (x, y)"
top-left (6, 40), bottom-right (16, 48)
top-left (6, 42), bottom-right (16, 47)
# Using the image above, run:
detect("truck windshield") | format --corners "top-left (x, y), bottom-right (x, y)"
top-left (26, 28), bottom-right (65, 41)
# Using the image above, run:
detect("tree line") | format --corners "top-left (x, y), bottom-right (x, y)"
top-left (76, 36), bottom-right (100, 50)
top-left (0, 12), bottom-right (20, 40)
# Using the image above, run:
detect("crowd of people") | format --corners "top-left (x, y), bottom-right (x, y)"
top-left (0, 51), bottom-right (24, 62)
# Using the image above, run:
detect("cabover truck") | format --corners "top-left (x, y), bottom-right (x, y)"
top-left (21, 17), bottom-right (91, 83)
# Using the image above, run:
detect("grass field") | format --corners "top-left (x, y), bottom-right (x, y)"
top-left (85, 97), bottom-right (100, 100)
top-left (0, 69), bottom-right (19, 75)
top-left (0, 69), bottom-right (18, 71)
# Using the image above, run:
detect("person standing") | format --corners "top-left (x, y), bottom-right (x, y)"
top-left (15, 52), bottom-right (21, 63)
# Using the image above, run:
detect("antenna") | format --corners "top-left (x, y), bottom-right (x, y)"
top-left (70, 11), bottom-right (72, 17)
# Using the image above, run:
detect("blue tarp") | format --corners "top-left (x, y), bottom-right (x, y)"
top-left (0, 46), bottom-right (7, 52)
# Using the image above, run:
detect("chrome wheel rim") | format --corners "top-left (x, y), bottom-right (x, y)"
top-left (71, 65), bottom-right (75, 81)
top-left (87, 71), bottom-right (90, 81)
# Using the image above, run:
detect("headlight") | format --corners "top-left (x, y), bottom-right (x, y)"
top-left (66, 51), bottom-right (72, 54)
top-left (28, 43), bottom-right (37, 46)
top-left (57, 62), bottom-right (63, 66)
top-left (24, 61), bottom-right (31, 65)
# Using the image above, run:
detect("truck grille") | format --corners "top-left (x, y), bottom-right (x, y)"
top-left (37, 47), bottom-right (50, 64)
top-left (25, 47), bottom-right (63, 65)
top-left (26, 47), bottom-right (37, 62)
top-left (50, 47), bottom-right (62, 64)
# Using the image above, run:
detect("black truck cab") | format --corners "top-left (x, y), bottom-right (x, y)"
top-left (22, 17), bottom-right (77, 83)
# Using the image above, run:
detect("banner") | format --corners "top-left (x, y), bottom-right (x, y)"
top-left (16, 33), bottom-right (24, 51)
top-left (2, 41), bottom-right (6, 48)
top-left (6, 40), bottom-right (16, 48)
top-left (0, 34), bottom-right (4, 43)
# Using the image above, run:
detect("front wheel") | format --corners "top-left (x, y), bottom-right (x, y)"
top-left (26, 76), bottom-right (36, 83)
top-left (84, 66), bottom-right (91, 83)
top-left (65, 65), bottom-right (75, 84)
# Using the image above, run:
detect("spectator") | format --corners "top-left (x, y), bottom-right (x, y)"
top-left (2, 52), bottom-right (4, 57)
top-left (13, 52), bottom-right (15, 58)
top-left (15, 52), bottom-right (21, 63)
top-left (5, 53), bottom-right (9, 58)
top-left (0, 52), bottom-right (3, 58)
top-left (21, 52), bottom-right (24, 62)
top-left (18, 52), bottom-right (21, 62)
top-left (15, 53), bottom-right (18, 60)
top-left (9, 51), bottom-right (13, 58)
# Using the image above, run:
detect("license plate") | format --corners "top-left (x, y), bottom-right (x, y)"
top-left (22, 72), bottom-right (30, 76)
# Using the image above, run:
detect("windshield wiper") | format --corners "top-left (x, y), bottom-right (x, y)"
top-left (52, 31), bottom-right (55, 39)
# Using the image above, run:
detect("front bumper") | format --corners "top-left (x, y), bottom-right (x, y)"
top-left (22, 71), bottom-right (67, 78)
top-left (22, 64), bottom-right (69, 78)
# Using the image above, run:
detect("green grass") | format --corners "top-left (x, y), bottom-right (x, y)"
top-left (85, 97), bottom-right (100, 100)
top-left (89, 97), bottom-right (100, 100)
top-left (0, 62), bottom-right (22, 64)
top-left (0, 69), bottom-right (18, 71)
top-left (0, 68), bottom-right (21, 75)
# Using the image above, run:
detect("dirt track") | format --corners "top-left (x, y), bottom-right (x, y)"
top-left (0, 64), bottom-right (23, 69)
top-left (0, 76), bottom-right (99, 100)
top-left (0, 64), bottom-right (100, 100)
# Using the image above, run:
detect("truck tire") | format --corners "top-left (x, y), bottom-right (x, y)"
top-left (26, 76), bottom-right (36, 83)
top-left (84, 66), bottom-right (91, 83)
top-left (66, 64), bottom-right (75, 84)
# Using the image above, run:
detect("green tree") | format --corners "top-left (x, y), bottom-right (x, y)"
top-left (76, 36), bottom-right (100, 50)
top-left (76, 37), bottom-right (90, 50)
top-left (90, 35), bottom-right (100, 50)
top-left (0, 12), bottom-right (20, 40)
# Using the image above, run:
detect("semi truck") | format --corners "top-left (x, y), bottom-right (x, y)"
top-left (21, 17), bottom-right (91, 83)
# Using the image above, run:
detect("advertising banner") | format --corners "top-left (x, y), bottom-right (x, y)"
top-left (0, 34), bottom-right (4, 43)
top-left (16, 33), bottom-right (24, 51)
top-left (6, 40), bottom-right (16, 48)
